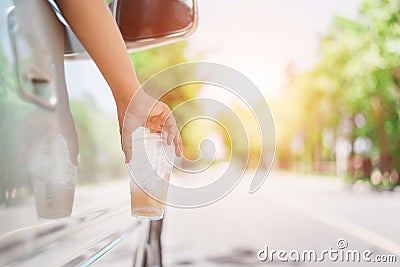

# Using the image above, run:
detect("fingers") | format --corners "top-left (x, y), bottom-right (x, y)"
top-left (146, 104), bottom-right (183, 157)
top-left (165, 131), bottom-right (182, 157)
top-left (124, 147), bottom-right (132, 164)
top-left (166, 131), bottom-right (175, 146)
top-left (121, 115), bottom-right (142, 163)
top-left (177, 133), bottom-right (183, 157)
top-left (165, 113), bottom-right (183, 157)
top-left (122, 127), bottom-right (133, 163)
top-left (125, 98), bottom-right (183, 159)
top-left (145, 102), bottom-right (168, 130)
top-left (174, 132), bottom-right (183, 157)
top-left (123, 101), bottom-right (169, 162)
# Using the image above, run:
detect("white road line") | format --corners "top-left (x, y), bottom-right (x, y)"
top-left (276, 193), bottom-right (400, 257)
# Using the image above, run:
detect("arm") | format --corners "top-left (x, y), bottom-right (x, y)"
top-left (55, 0), bottom-right (182, 162)
top-left (55, 0), bottom-right (137, 111)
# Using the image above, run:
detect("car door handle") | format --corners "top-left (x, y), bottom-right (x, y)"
top-left (7, 6), bottom-right (57, 111)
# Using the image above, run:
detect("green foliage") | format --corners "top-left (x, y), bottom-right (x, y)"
top-left (69, 99), bottom-right (124, 182)
top-left (276, 0), bottom-right (400, 180)
top-left (0, 50), bottom-right (35, 204)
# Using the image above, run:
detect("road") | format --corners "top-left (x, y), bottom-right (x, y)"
top-left (162, 169), bottom-right (400, 266)
top-left (93, 168), bottom-right (400, 266)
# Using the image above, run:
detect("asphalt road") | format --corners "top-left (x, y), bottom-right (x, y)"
top-left (162, 169), bottom-right (400, 267)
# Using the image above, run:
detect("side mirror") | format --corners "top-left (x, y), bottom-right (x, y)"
top-left (63, 0), bottom-right (198, 58)
top-left (111, 0), bottom-right (198, 51)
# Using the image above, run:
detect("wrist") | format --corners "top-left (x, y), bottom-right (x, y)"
top-left (116, 87), bottom-right (148, 125)
top-left (115, 85), bottom-right (140, 111)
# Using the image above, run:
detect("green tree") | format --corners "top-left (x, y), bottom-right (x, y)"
top-left (279, 0), bottom-right (400, 182)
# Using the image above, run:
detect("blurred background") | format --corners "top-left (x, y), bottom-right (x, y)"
top-left (63, 0), bottom-right (400, 266)
top-left (65, 0), bottom-right (400, 191)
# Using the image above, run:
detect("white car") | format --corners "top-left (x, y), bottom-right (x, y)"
top-left (0, 1), bottom-right (197, 266)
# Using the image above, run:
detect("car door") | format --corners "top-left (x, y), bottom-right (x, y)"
top-left (0, 0), bottom-right (197, 266)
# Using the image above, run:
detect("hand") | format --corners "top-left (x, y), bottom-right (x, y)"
top-left (118, 89), bottom-right (183, 163)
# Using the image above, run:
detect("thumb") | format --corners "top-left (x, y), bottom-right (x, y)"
top-left (122, 116), bottom-right (142, 164)
top-left (122, 127), bottom-right (133, 163)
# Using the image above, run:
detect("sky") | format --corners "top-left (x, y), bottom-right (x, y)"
top-left (62, 0), bottom-right (364, 113)
top-left (186, 0), bottom-right (364, 98)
